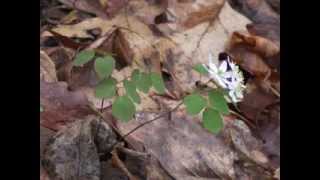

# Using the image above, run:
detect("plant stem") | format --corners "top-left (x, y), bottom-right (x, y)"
top-left (108, 101), bottom-right (184, 150)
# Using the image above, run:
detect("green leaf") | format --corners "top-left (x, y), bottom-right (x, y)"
top-left (193, 64), bottom-right (208, 75)
top-left (183, 94), bottom-right (207, 115)
top-left (136, 72), bottom-right (152, 93)
top-left (131, 69), bottom-right (140, 84)
top-left (208, 90), bottom-right (229, 114)
top-left (150, 72), bottom-right (166, 94)
top-left (112, 96), bottom-right (136, 122)
top-left (124, 80), bottom-right (141, 104)
top-left (73, 50), bottom-right (95, 66)
top-left (202, 108), bottom-right (223, 134)
top-left (95, 78), bottom-right (116, 99)
top-left (94, 56), bottom-right (115, 79)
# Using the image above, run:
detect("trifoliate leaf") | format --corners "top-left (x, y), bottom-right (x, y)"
top-left (193, 64), bottom-right (208, 75)
top-left (73, 50), bottom-right (95, 66)
top-left (112, 96), bottom-right (136, 122)
top-left (137, 72), bottom-right (152, 93)
top-left (183, 94), bottom-right (207, 115)
top-left (124, 80), bottom-right (141, 104)
top-left (202, 108), bottom-right (223, 134)
top-left (150, 72), bottom-right (166, 94)
top-left (208, 90), bottom-right (229, 114)
top-left (95, 78), bottom-right (116, 99)
top-left (94, 56), bottom-right (115, 79)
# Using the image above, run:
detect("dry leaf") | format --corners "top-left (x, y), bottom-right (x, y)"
top-left (40, 50), bottom-right (58, 83)
top-left (238, 83), bottom-right (276, 120)
top-left (40, 80), bottom-right (93, 131)
top-left (42, 116), bottom-right (117, 180)
top-left (228, 0), bottom-right (279, 24)
top-left (116, 111), bottom-right (237, 179)
top-left (155, 0), bottom-right (225, 34)
top-left (231, 31), bottom-right (279, 58)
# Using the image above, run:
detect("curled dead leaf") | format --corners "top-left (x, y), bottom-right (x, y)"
top-left (40, 50), bottom-right (58, 83)
top-left (231, 31), bottom-right (279, 58)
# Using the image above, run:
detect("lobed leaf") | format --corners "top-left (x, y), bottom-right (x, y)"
top-left (95, 77), bottom-right (116, 99)
top-left (150, 72), bottom-right (166, 94)
top-left (202, 108), bottom-right (223, 134)
top-left (94, 56), bottom-right (115, 79)
top-left (208, 90), bottom-right (229, 114)
top-left (112, 96), bottom-right (136, 122)
top-left (124, 80), bottom-right (141, 104)
top-left (73, 50), bottom-right (95, 66)
top-left (183, 94), bottom-right (207, 115)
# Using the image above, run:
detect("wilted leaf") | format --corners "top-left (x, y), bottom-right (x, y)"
top-left (94, 56), bottom-right (115, 79)
top-left (42, 116), bottom-right (117, 180)
top-left (231, 31), bottom-right (279, 58)
top-left (183, 94), bottom-right (207, 115)
top-left (73, 50), bottom-right (95, 66)
top-left (40, 81), bottom-right (93, 131)
top-left (239, 84), bottom-right (276, 120)
top-left (124, 80), bottom-right (141, 104)
top-left (95, 77), bottom-right (116, 99)
top-left (208, 90), bottom-right (229, 114)
top-left (150, 72), bottom-right (165, 94)
top-left (40, 50), bottom-right (58, 83)
top-left (116, 111), bottom-right (237, 179)
top-left (112, 96), bottom-right (136, 122)
top-left (202, 108), bottom-right (223, 134)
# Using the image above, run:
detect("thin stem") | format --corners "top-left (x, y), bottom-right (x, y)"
top-left (229, 109), bottom-right (256, 129)
top-left (108, 101), bottom-right (184, 150)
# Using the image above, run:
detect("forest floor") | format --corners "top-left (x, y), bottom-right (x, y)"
top-left (40, 0), bottom-right (280, 179)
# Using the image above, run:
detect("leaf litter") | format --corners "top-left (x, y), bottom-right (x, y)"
top-left (40, 0), bottom-right (280, 179)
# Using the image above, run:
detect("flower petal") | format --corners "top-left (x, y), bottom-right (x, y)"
top-left (219, 61), bottom-right (228, 72)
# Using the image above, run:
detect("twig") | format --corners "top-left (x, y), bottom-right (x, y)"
top-left (108, 101), bottom-right (184, 150)
top-left (229, 109), bottom-right (256, 129)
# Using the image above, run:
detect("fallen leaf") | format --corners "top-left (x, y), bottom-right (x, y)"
top-left (116, 111), bottom-right (237, 179)
top-left (40, 80), bottom-right (93, 131)
top-left (231, 31), bottom-right (279, 58)
top-left (238, 83), bottom-right (276, 120)
top-left (226, 119), bottom-right (269, 167)
top-left (155, 0), bottom-right (225, 34)
top-left (42, 115), bottom-right (118, 180)
top-left (40, 50), bottom-right (58, 83)
top-left (228, 0), bottom-right (279, 25)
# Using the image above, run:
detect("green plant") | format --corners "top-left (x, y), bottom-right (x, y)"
top-left (73, 50), bottom-right (234, 135)
top-left (73, 50), bottom-right (166, 122)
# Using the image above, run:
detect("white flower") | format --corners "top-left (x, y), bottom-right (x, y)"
top-left (204, 53), bottom-right (229, 89)
top-left (203, 53), bottom-right (246, 103)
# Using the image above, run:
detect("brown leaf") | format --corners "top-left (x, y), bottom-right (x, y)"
top-left (228, 0), bottom-right (279, 25)
top-left (42, 116), bottom-right (117, 180)
top-left (228, 45), bottom-right (270, 78)
top-left (246, 23), bottom-right (280, 47)
top-left (155, 0), bottom-right (225, 34)
top-left (265, 0), bottom-right (280, 13)
top-left (58, 0), bottom-right (127, 18)
top-left (226, 120), bottom-right (269, 167)
top-left (40, 50), bottom-right (58, 83)
top-left (231, 31), bottom-right (279, 58)
top-left (116, 111), bottom-right (237, 179)
top-left (40, 80), bottom-right (93, 131)
top-left (238, 83), bottom-right (276, 120)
